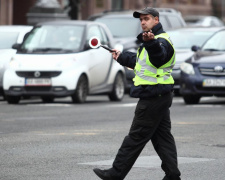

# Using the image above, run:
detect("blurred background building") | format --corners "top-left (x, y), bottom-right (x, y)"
top-left (0, 0), bottom-right (224, 25)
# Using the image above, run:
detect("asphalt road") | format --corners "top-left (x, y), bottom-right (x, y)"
top-left (0, 95), bottom-right (225, 180)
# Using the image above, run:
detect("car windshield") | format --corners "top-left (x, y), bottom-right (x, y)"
top-left (21, 25), bottom-right (84, 52)
top-left (95, 17), bottom-right (140, 38)
top-left (202, 30), bottom-right (225, 51)
top-left (0, 31), bottom-right (19, 49)
top-left (168, 30), bottom-right (214, 49)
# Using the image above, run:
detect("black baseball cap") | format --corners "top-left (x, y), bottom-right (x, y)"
top-left (133, 7), bottom-right (159, 18)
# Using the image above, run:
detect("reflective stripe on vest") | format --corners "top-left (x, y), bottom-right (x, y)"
top-left (133, 33), bottom-right (175, 85)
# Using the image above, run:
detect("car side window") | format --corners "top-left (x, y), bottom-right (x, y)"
top-left (86, 25), bottom-right (104, 44)
top-left (160, 16), bottom-right (170, 31)
top-left (167, 16), bottom-right (183, 29)
top-left (99, 26), bottom-right (110, 46)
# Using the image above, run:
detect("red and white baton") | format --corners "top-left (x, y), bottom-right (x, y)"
top-left (89, 36), bottom-right (116, 52)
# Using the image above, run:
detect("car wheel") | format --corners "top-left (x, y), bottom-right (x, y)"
top-left (41, 97), bottom-right (54, 103)
top-left (183, 95), bottom-right (201, 104)
top-left (6, 95), bottom-right (20, 104)
top-left (109, 73), bottom-right (125, 101)
top-left (72, 75), bottom-right (88, 103)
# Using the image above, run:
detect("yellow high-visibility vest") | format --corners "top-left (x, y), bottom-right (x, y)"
top-left (133, 33), bottom-right (175, 86)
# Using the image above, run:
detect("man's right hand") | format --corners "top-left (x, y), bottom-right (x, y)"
top-left (111, 49), bottom-right (121, 60)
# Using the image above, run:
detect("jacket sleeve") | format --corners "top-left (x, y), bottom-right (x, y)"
top-left (143, 38), bottom-right (174, 68)
top-left (116, 51), bottom-right (137, 69)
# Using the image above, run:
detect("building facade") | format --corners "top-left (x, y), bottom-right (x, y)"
top-left (0, 0), bottom-right (224, 25)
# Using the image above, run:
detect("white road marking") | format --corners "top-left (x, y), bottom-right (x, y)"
top-left (79, 155), bottom-right (214, 168)
top-left (28, 103), bottom-right (72, 107)
top-left (16, 116), bottom-right (56, 120)
top-left (36, 132), bottom-right (98, 136)
top-left (187, 105), bottom-right (223, 108)
top-left (109, 103), bottom-right (137, 107)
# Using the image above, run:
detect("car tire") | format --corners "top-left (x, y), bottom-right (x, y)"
top-left (183, 95), bottom-right (201, 104)
top-left (6, 95), bottom-right (20, 104)
top-left (109, 72), bottom-right (125, 101)
top-left (41, 97), bottom-right (54, 103)
top-left (72, 75), bottom-right (88, 103)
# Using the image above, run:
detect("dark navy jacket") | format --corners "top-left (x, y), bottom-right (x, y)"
top-left (117, 22), bottom-right (174, 98)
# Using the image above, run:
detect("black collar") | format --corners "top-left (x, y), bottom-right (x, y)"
top-left (152, 22), bottom-right (164, 35)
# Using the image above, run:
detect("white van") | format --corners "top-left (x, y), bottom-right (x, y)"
top-left (0, 25), bottom-right (33, 97)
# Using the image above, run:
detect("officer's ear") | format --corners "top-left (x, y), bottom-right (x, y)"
top-left (155, 16), bottom-right (159, 22)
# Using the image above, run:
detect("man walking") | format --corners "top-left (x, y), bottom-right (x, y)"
top-left (93, 7), bottom-right (181, 180)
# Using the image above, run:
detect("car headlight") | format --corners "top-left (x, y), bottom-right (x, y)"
top-left (9, 58), bottom-right (20, 69)
top-left (180, 62), bottom-right (195, 75)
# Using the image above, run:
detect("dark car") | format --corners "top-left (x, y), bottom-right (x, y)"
top-left (88, 8), bottom-right (186, 90)
top-left (179, 28), bottom-right (225, 104)
top-left (167, 27), bottom-right (224, 94)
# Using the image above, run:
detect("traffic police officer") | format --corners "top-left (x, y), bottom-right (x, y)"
top-left (93, 7), bottom-right (181, 180)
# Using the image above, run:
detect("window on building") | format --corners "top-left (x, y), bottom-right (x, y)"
top-left (112, 0), bottom-right (123, 10)
top-left (167, 0), bottom-right (176, 3)
top-left (191, 0), bottom-right (198, 4)
top-left (96, 0), bottom-right (104, 8)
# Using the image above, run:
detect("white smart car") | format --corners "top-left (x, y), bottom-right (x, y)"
top-left (3, 21), bottom-right (125, 104)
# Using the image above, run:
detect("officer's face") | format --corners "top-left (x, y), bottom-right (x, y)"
top-left (139, 14), bottom-right (159, 32)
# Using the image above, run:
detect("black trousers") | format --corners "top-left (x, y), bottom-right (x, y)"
top-left (109, 92), bottom-right (181, 180)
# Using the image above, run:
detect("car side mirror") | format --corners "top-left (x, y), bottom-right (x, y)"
top-left (84, 42), bottom-right (93, 51)
top-left (12, 43), bottom-right (21, 50)
top-left (191, 45), bottom-right (200, 52)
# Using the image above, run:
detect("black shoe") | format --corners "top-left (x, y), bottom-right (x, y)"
top-left (93, 168), bottom-right (114, 180)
